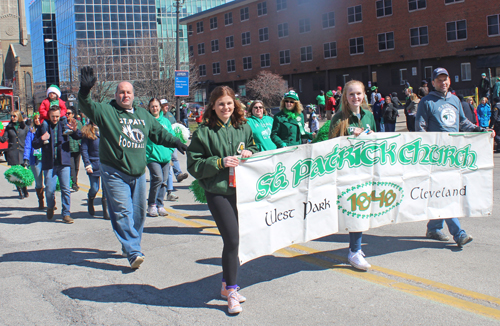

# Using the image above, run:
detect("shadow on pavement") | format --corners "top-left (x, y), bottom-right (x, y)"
top-left (144, 225), bottom-right (218, 236)
top-left (170, 204), bottom-right (209, 211)
top-left (0, 209), bottom-right (110, 224)
top-left (0, 247), bottom-right (133, 273)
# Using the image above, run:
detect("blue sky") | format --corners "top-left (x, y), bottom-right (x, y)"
top-left (25, 0), bottom-right (31, 33)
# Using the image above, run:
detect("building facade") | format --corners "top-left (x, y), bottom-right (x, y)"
top-left (181, 0), bottom-right (500, 104)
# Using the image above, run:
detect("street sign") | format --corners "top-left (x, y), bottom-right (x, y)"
top-left (175, 70), bottom-right (189, 97)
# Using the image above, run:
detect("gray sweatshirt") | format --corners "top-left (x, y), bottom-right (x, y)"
top-left (415, 91), bottom-right (482, 132)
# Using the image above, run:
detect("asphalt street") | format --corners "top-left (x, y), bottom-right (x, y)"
top-left (1, 115), bottom-right (500, 325)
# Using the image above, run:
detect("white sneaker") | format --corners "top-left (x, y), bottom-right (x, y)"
top-left (348, 249), bottom-right (371, 271)
top-left (147, 205), bottom-right (158, 217)
top-left (157, 206), bottom-right (168, 216)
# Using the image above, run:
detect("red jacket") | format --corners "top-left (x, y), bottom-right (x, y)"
top-left (325, 96), bottom-right (336, 112)
top-left (39, 98), bottom-right (67, 123)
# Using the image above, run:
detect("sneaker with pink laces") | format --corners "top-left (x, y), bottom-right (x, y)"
top-left (227, 289), bottom-right (242, 314)
top-left (221, 282), bottom-right (246, 302)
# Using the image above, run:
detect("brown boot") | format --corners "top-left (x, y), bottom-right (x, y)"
top-left (22, 187), bottom-right (29, 198)
top-left (17, 187), bottom-right (24, 199)
top-left (88, 196), bottom-right (95, 216)
top-left (63, 215), bottom-right (74, 224)
top-left (102, 196), bottom-right (110, 220)
top-left (35, 188), bottom-right (45, 209)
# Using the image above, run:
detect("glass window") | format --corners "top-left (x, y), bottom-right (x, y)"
top-left (347, 5), bottom-right (362, 23)
top-left (189, 45), bottom-right (194, 56)
top-left (299, 18), bottom-right (310, 33)
top-left (300, 46), bottom-right (312, 61)
top-left (226, 35), bottom-right (234, 49)
top-left (210, 17), bottom-right (217, 29)
top-left (324, 41), bottom-right (337, 58)
top-left (227, 59), bottom-right (236, 73)
top-left (199, 64), bottom-right (206, 77)
top-left (445, 0), bottom-right (464, 3)
top-left (410, 26), bottom-right (429, 46)
top-left (376, 0), bottom-right (392, 17)
top-left (461, 63), bottom-right (471, 81)
top-left (349, 37), bottom-right (364, 55)
top-left (260, 53), bottom-right (270, 67)
top-left (258, 2), bottom-right (267, 16)
top-left (211, 39), bottom-right (219, 52)
top-left (213, 62), bottom-right (220, 75)
top-left (278, 22), bottom-right (288, 38)
top-left (243, 56), bottom-right (252, 70)
top-left (487, 14), bottom-right (499, 36)
top-left (279, 49), bottom-right (290, 65)
top-left (197, 21), bottom-right (204, 33)
top-left (277, 0), bottom-right (287, 11)
top-left (198, 43), bottom-right (205, 55)
top-left (378, 32), bottom-right (395, 51)
top-left (409, 0), bottom-right (426, 11)
top-left (242, 31), bottom-right (251, 45)
top-left (259, 27), bottom-right (269, 42)
top-left (446, 20), bottom-right (467, 41)
top-left (240, 7), bottom-right (249, 21)
top-left (225, 12), bottom-right (233, 25)
top-left (322, 12), bottom-right (334, 29)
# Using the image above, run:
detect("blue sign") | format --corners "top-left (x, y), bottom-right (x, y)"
top-left (175, 70), bottom-right (189, 97)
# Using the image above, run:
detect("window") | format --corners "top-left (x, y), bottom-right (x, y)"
top-left (199, 64), bottom-right (206, 77)
top-left (225, 12), bottom-right (233, 25)
top-left (378, 32), bottom-right (394, 51)
top-left (277, 0), bottom-right (287, 11)
top-left (278, 23), bottom-right (289, 38)
top-left (240, 7), bottom-right (249, 21)
top-left (343, 74), bottom-right (350, 85)
top-left (258, 2), bottom-right (267, 16)
top-left (400, 69), bottom-right (407, 85)
top-left (280, 50), bottom-right (290, 65)
top-left (300, 46), bottom-right (313, 62)
top-left (211, 39), bottom-right (219, 52)
top-left (410, 26), bottom-right (429, 46)
top-left (348, 5), bottom-right (362, 23)
top-left (461, 62), bottom-right (471, 81)
top-left (445, 0), bottom-right (463, 3)
top-left (349, 37), bottom-right (364, 55)
top-left (322, 12), bottom-right (335, 29)
top-left (376, 0), bottom-right (392, 17)
top-left (197, 43), bottom-right (205, 55)
top-left (424, 66), bottom-right (433, 80)
top-left (196, 21), bottom-right (203, 33)
top-left (260, 53), bottom-right (270, 68)
top-left (226, 35), bottom-right (234, 49)
top-left (239, 85), bottom-right (247, 96)
top-left (242, 31), bottom-right (251, 45)
top-left (213, 62), bottom-right (220, 75)
top-left (188, 24), bottom-right (193, 36)
top-left (372, 71), bottom-right (378, 83)
top-left (487, 14), bottom-right (500, 36)
top-left (409, 0), bottom-right (426, 11)
top-left (446, 20), bottom-right (467, 41)
top-left (189, 45), bottom-right (194, 56)
top-left (243, 56), bottom-right (252, 70)
top-left (259, 27), bottom-right (269, 42)
top-left (299, 18), bottom-right (311, 33)
top-left (324, 41), bottom-right (337, 58)
top-left (227, 59), bottom-right (236, 73)
top-left (210, 17), bottom-right (217, 29)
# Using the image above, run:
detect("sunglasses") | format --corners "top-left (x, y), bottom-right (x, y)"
top-left (10, 115), bottom-right (17, 118)
top-left (253, 106), bottom-right (264, 109)
top-left (284, 100), bottom-right (295, 104)
top-left (66, 112), bottom-right (73, 115)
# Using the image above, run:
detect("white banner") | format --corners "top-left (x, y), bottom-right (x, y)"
top-left (236, 132), bottom-right (494, 264)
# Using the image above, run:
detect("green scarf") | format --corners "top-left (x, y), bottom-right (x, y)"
top-left (284, 110), bottom-right (299, 120)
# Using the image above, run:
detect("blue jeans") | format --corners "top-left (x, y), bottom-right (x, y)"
top-left (167, 165), bottom-right (174, 191)
top-left (30, 160), bottom-right (43, 189)
top-left (171, 150), bottom-right (183, 176)
top-left (147, 162), bottom-right (169, 207)
top-left (349, 232), bottom-right (363, 252)
top-left (427, 218), bottom-right (465, 242)
top-left (44, 165), bottom-right (71, 216)
top-left (88, 175), bottom-right (100, 198)
top-left (100, 163), bottom-right (146, 259)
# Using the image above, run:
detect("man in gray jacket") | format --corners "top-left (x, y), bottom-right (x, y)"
top-left (415, 67), bottom-right (494, 247)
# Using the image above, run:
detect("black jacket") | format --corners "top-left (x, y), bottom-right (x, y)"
top-left (0, 121), bottom-right (28, 166)
top-left (490, 103), bottom-right (500, 128)
top-left (383, 103), bottom-right (398, 124)
top-left (461, 100), bottom-right (477, 126)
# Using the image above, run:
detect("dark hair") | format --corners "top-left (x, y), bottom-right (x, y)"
top-left (48, 105), bottom-right (60, 113)
top-left (148, 98), bottom-right (161, 116)
top-left (247, 100), bottom-right (266, 116)
top-left (203, 86), bottom-right (246, 128)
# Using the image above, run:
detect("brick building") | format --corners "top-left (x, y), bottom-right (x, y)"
top-left (181, 0), bottom-right (500, 105)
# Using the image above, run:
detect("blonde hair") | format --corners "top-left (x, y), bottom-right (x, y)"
top-left (481, 97), bottom-right (489, 103)
top-left (410, 93), bottom-right (420, 102)
top-left (82, 122), bottom-right (98, 140)
top-left (11, 110), bottom-right (23, 122)
top-left (279, 98), bottom-right (304, 115)
top-left (329, 80), bottom-right (368, 138)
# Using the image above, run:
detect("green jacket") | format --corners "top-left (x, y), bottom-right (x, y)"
top-left (329, 109), bottom-right (377, 137)
top-left (187, 120), bottom-right (258, 195)
top-left (271, 110), bottom-right (313, 148)
top-left (68, 120), bottom-right (82, 153)
top-left (146, 115), bottom-right (175, 164)
top-left (78, 92), bottom-right (180, 176)
top-left (247, 115), bottom-right (277, 152)
top-left (316, 94), bottom-right (325, 106)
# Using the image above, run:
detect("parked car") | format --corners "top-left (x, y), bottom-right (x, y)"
top-left (268, 107), bottom-right (281, 117)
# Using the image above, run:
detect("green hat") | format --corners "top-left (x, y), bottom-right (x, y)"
top-left (370, 86), bottom-right (378, 91)
top-left (283, 90), bottom-right (299, 101)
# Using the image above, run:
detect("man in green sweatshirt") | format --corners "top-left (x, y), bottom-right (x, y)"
top-left (78, 67), bottom-right (187, 270)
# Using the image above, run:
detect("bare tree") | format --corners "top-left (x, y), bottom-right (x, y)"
top-left (246, 71), bottom-right (288, 107)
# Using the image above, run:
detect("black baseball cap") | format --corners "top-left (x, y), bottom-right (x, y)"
top-left (432, 68), bottom-right (449, 80)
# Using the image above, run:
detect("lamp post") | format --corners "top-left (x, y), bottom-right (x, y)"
top-left (44, 38), bottom-right (73, 96)
top-left (174, 0), bottom-right (185, 121)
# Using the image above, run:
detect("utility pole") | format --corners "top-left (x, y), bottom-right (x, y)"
top-left (174, 0), bottom-right (185, 121)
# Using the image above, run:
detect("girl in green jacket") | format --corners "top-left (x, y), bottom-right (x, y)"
top-left (329, 80), bottom-right (376, 272)
top-left (187, 86), bottom-right (258, 314)
top-left (145, 98), bottom-right (175, 217)
top-left (246, 100), bottom-right (277, 152)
